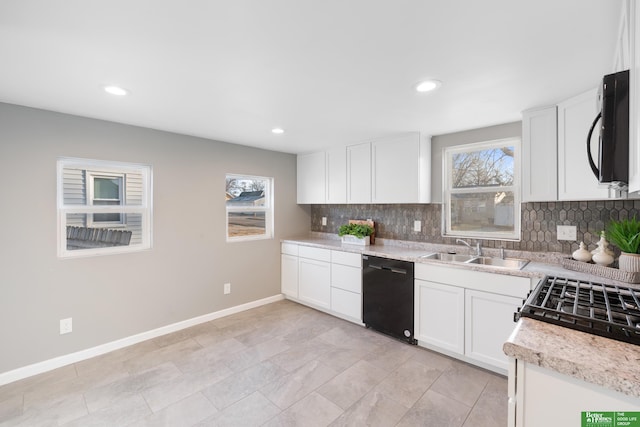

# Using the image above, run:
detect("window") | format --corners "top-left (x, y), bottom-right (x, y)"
top-left (89, 174), bottom-right (124, 224)
top-left (57, 157), bottom-right (152, 257)
top-left (226, 174), bottom-right (273, 241)
top-left (443, 138), bottom-right (520, 240)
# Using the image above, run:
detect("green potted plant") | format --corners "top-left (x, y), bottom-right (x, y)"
top-left (338, 223), bottom-right (374, 246)
top-left (605, 217), bottom-right (640, 272)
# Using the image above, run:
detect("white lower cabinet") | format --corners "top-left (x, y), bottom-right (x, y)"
top-left (465, 290), bottom-right (523, 371)
top-left (281, 254), bottom-right (299, 298)
top-left (281, 243), bottom-right (299, 298)
top-left (415, 279), bottom-right (464, 354)
top-left (298, 247), bottom-right (331, 310)
top-left (509, 360), bottom-right (640, 427)
top-left (281, 244), bottom-right (362, 323)
top-left (330, 250), bottom-right (362, 322)
top-left (415, 263), bottom-right (533, 374)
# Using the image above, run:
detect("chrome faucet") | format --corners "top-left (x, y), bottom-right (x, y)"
top-left (456, 239), bottom-right (482, 256)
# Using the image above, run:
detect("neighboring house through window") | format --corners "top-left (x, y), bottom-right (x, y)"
top-left (57, 157), bottom-right (152, 257)
top-left (226, 174), bottom-right (273, 241)
top-left (443, 138), bottom-right (520, 240)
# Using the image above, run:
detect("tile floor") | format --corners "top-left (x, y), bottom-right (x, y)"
top-left (0, 300), bottom-right (508, 426)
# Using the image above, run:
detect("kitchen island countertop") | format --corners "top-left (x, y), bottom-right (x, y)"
top-left (504, 317), bottom-right (640, 399)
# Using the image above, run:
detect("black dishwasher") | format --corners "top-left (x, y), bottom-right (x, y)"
top-left (362, 255), bottom-right (416, 344)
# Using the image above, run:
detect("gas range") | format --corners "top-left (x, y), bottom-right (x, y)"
top-left (515, 276), bottom-right (640, 345)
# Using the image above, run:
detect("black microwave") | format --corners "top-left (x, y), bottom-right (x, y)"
top-left (587, 69), bottom-right (629, 189)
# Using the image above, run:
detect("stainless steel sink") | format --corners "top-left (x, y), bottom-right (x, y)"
top-left (419, 253), bottom-right (477, 262)
top-left (419, 252), bottom-right (529, 270)
top-left (466, 256), bottom-right (529, 270)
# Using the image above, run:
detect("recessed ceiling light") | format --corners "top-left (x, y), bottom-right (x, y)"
top-left (272, 128), bottom-right (284, 134)
top-left (415, 80), bottom-right (442, 93)
top-left (104, 85), bottom-right (129, 96)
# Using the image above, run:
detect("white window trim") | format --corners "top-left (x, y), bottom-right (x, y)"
top-left (442, 137), bottom-right (521, 241)
top-left (226, 173), bottom-right (274, 242)
top-left (57, 157), bottom-right (153, 258)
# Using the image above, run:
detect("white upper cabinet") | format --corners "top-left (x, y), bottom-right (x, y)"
top-left (297, 133), bottom-right (431, 205)
top-left (371, 133), bottom-right (431, 203)
top-left (326, 146), bottom-right (347, 204)
top-left (557, 88), bottom-right (613, 200)
top-left (521, 106), bottom-right (558, 202)
top-left (346, 142), bottom-right (372, 204)
top-left (297, 151), bottom-right (326, 204)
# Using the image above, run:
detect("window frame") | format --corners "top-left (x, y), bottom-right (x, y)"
top-left (442, 137), bottom-right (521, 241)
top-left (87, 172), bottom-right (125, 227)
top-left (225, 173), bottom-right (274, 242)
top-left (57, 157), bottom-right (153, 258)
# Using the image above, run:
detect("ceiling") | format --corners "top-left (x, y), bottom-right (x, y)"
top-left (0, 1), bottom-right (624, 154)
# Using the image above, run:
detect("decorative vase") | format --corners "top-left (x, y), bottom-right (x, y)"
top-left (592, 250), bottom-right (614, 267)
top-left (618, 252), bottom-right (640, 272)
top-left (572, 242), bottom-right (592, 262)
top-left (341, 235), bottom-right (370, 246)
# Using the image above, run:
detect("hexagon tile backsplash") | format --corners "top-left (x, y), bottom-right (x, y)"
top-left (310, 200), bottom-right (640, 256)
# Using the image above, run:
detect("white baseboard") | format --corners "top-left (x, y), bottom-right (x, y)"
top-left (0, 294), bottom-right (284, 386)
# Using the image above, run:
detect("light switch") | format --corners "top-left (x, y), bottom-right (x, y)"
top-left (322, 217), bottom-right (327, 226)
top-left (414, 220), bottom-right (421, 232)
top-left (557, 225), bottom-right (577, 241)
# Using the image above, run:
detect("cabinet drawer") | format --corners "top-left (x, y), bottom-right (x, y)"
top-left (331, 264), bottom-right (362, 293)
top-left (281, 243), bottom-right (299, 256)
top-left (331, 250), bottom-right (361, 267)
top-left (331, 288), bottom-right (362, 320)
top-left (299, 246), bottom-right (331, 262)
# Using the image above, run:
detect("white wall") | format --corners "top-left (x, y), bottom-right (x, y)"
top-left (0, 103), bottom-right (310, 375)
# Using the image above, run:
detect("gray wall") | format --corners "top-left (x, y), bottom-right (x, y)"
top-left (430, 121), bottom-right (522, 203)
top-left (0, 103), bottom-right (310, 374)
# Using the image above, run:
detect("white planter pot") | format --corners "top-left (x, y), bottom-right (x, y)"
top-left (618, 252), bottom-right (640, 272)
top-left (341, 235), bottom-right (370, 246)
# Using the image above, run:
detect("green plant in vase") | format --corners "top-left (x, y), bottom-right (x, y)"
top-left (605, 217), bottom-right (640, 272)
top-left (338, 223), bottom-right (374, 245)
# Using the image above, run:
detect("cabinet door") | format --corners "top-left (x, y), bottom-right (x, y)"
top-left (465, 290), bottom-right (521, 372)
top-left (522, 106), bottom-right (558, 202)
top-left (297, 151), bottom-right (326, 204)
top-left (331, 263), bottom-right (361, 294)
top-left (326, 146), bottom-right (347, 204)
top-left (298, 258), bottom-right (331, 309)
top-left (372, 133), bottom-right (425, 203)
top-left (281, 254), bottom-right (299, 298)
top-left (415, 279), bottom-right (464, 355)
top-left (346, 142), bottom-right (371, 203)
top-left (557, 89), bottom-right (612, 200)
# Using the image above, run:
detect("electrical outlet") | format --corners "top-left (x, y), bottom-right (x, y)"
top-left (557, 225), bottom-right (577, 241)
top-left (60, 318), bottom-right (72, 335)
top-left (322, 217), bottom-right (327, 226)
top-left (224, 283), bottom-right (231, 295)
top-left (413, 220), bottom-right (421, 232)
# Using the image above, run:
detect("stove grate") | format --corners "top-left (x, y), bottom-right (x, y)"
top-left (516, 276), bottom-right (640, 345)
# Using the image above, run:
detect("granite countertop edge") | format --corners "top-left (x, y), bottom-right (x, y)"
top-left (503, 318), bottom-right (640, 399)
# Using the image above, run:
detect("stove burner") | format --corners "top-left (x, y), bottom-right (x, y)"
top-left (515, 276), bottom-right (640, 345)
